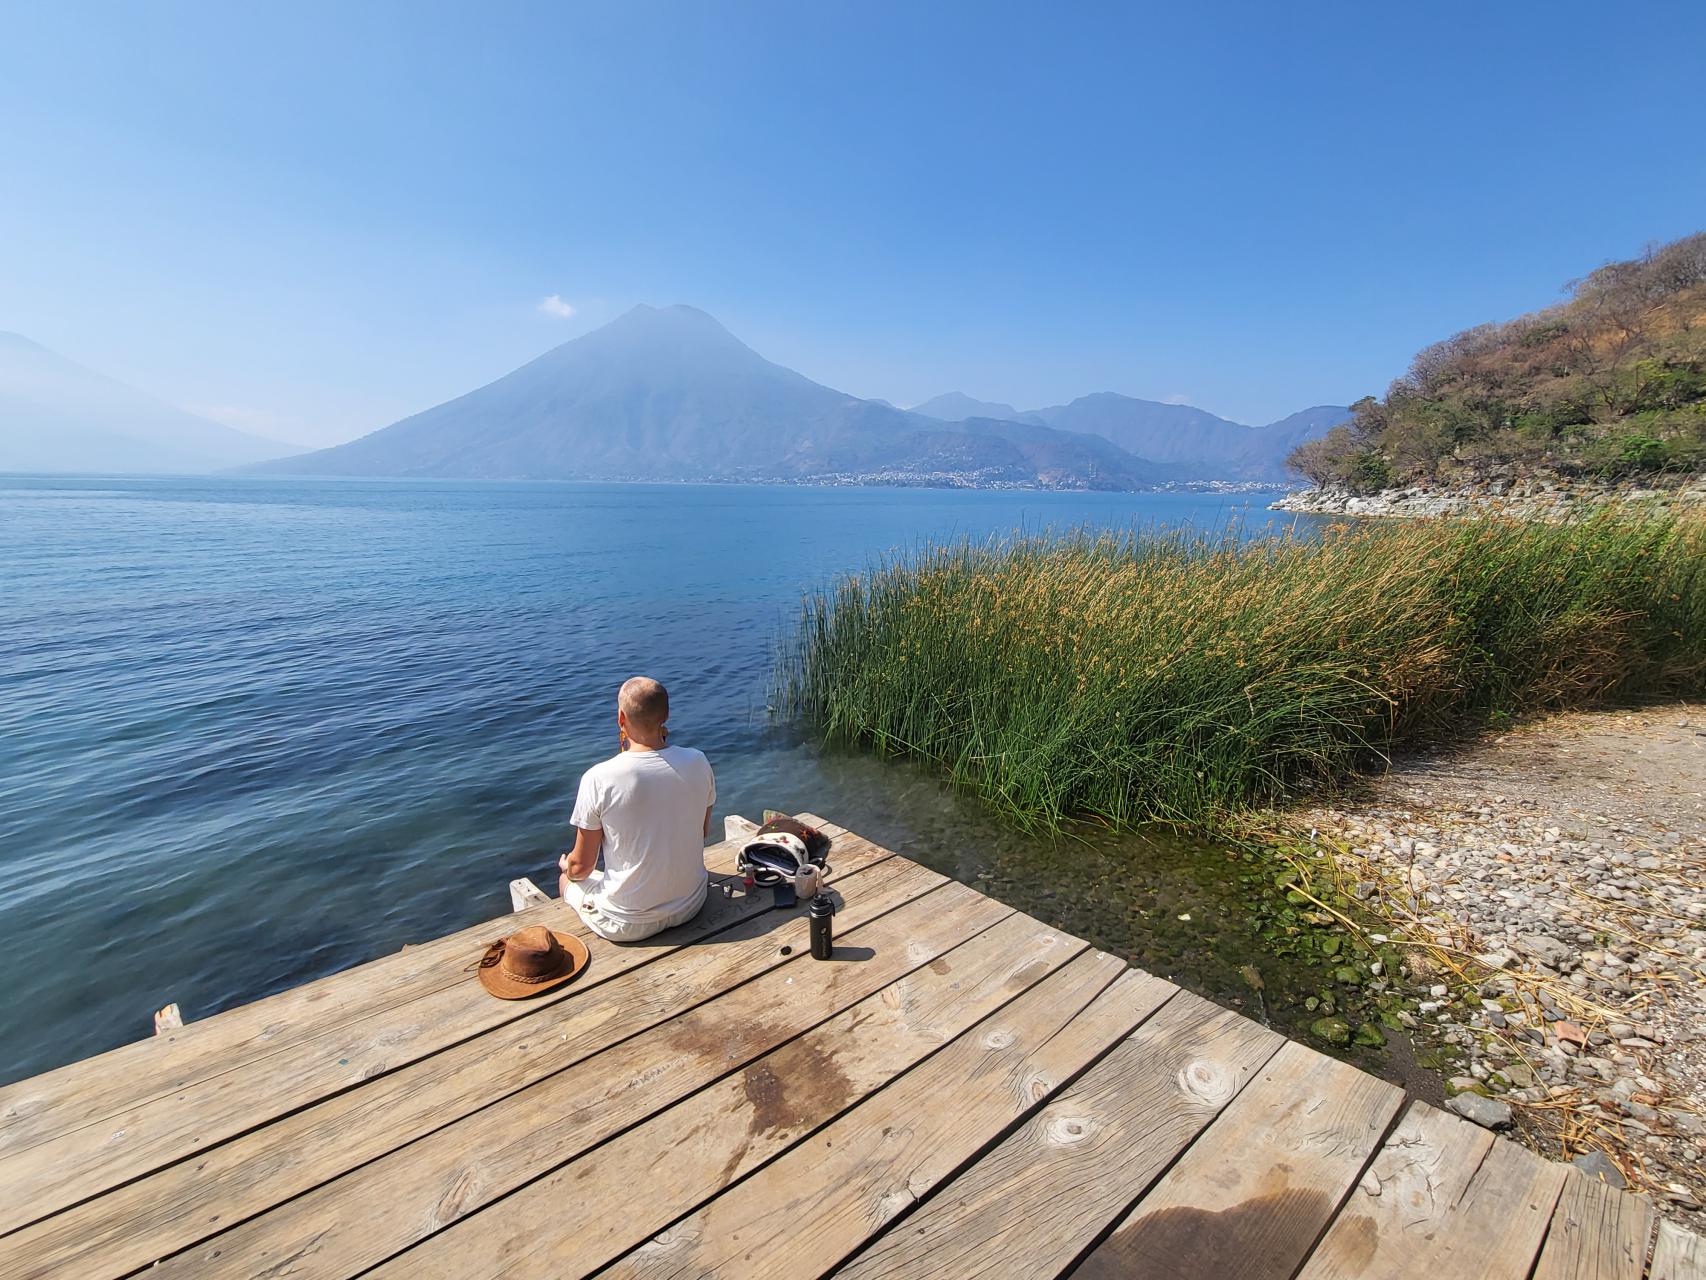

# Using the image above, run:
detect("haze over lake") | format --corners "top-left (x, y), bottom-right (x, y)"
top-left (0, 475), bottom-right (1321, 1084)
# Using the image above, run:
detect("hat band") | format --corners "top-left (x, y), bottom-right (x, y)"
top-left (502, 965), bottom-right (562, 984)
top-left (486, 941), bottom-right (568, 983)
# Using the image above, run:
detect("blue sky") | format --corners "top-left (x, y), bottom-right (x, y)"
top-left (2, 1), bottom-right (1702, 447)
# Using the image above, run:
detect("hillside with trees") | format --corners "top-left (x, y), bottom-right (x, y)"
top-left (1290, 233), bottom-right (1706, 493)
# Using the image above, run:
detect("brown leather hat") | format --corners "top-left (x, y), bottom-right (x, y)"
top-left (476, 925), bottom-right (590, 999)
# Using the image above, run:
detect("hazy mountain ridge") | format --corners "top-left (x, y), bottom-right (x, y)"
top-left (909, 391), bottom-right (1042, 425)
top-left (248, 306), bottom-right (1169, 488)
top-left (5, 307), bottom-right (1345, 487)
top-left (0, 332), bottom-right (299, 474)
top-left (912, 387), bottom-right (1350, 480)
top-left (254, 306), bottom-right (1344, 488)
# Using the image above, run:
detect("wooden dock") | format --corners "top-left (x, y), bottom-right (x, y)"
top-left (0, 816), bottom-right (1699, 1279)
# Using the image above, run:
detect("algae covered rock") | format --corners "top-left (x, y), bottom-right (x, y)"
top-left (1311, 1016), bottom-right (1352, 1046)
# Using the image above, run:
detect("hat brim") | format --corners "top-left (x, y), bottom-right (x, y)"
top-left (476, 928), bottom-right (591, 1000)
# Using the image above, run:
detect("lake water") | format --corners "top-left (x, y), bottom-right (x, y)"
top-left (0, 476), bottom-right (1327, 1085)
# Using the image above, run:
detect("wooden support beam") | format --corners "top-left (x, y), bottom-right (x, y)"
top-left (509, 877), bottom-right (551, 911)
top-left (1652, 1219), bottom-right (1706, 1280)
top-left (1531, 1167), bottom-right (1655, 1280)
top-left (1298, 1100), bottom-right (1568, 1280)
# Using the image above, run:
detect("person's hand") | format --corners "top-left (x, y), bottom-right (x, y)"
top-left (558, 851), bottom-right (571, 873)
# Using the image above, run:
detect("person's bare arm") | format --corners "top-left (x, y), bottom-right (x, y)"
top-left (704, 806), bottom-right (713, 839)
top-left (559, 826), bottom-right (602, 896)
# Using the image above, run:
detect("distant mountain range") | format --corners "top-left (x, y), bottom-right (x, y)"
top-left (250, 306), bottom-right (1347, 488)
top-left (2, 308), bottom-right (1348, 487)
top-left (0, 332), bottom-right (298, 473)
top-left (913, 389), bottom-right (1351, 481)
top-left (908, 392), bottom-right (1039, 425)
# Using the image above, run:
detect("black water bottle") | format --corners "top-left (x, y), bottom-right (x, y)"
top-left (809, 892), bottom-right (835, 960)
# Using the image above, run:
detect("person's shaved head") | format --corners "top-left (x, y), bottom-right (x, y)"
top-left (618, 676), bottom-right (669, 730)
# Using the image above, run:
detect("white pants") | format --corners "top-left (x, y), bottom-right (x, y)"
top-left (562, 871), bottom-right (707, 942)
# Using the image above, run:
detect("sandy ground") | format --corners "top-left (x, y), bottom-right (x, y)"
top-left (1297, 703), bottom-right (1706, 1228)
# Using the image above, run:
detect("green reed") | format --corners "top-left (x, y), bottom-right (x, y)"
top-left (776, 509), bottom-right (1706, 830)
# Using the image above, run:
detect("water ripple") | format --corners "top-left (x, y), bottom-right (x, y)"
top-left (0, 474), bottom-right (1318, 1084)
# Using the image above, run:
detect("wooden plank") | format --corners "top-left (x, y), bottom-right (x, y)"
top-left (0, 851), bottom-right (945, 1280)
top-left (1297, 1100), bottom-right (1569, 1280)
top-left (141, 880), bottom-right (1014, 1279)
top-left (603, 967), bottom-right (1180, 1280)
top-left (374, 930), bottom-right (1122, 1280)
top-left (829, 991), bottom-right (1284, 1280)
top-left (1652, 1219), bottom-right (1706, 1280)
top-left (1530, 1168), bottom-right (1655, 1280)
top-left (0, 824), bottom-right (885, 1238)
top-left (1071, 1038), bottom-right (1404, 1280)
top-left (0, 811), bottom-right (843, 1163)
top-left (0, 828), bottom-right (742, 1156)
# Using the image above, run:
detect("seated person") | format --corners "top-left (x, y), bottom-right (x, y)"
top-left (558, 676), bottom-right (715, 942)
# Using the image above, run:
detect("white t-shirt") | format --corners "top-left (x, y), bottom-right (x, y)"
top-left (569, 745), bottom-right (715, 924)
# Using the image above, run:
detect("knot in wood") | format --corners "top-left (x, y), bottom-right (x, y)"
top-left (1178, 1058), bottom-right (1237, 1106)
top-left (1045, 1113), bottom-right (1094, 1146)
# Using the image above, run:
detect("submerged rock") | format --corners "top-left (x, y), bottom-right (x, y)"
top-left (1311, 1016), bottom-right (1352, 1046)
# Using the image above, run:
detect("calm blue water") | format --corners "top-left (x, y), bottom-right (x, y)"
top-left (0, 476), bottom-right (1319, 1084)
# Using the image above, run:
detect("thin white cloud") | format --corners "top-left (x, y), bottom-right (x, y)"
top-left (537, 294), bottom-right (577, 319)
top-left (1163, 392), bottom-right (1193, 405)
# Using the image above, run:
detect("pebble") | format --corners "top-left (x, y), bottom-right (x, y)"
top-left (1295, 704), bottom-right (1706, 1225)
top-left (1572, 1151), bottom-right (1627, 1188)
top-left (1448, 1092), bottom-right (1514, 1130)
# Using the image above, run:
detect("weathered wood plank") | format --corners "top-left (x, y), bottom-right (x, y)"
top-left (1652, 1219), bottom-right (1706, 1280)
top-left (1071, 1038), bottom-right (1404, 1280)
top-left (0, 850), bottom-right (942, 1280)
top-left (1297, 1100), bottom-right (1568, 1280)
top-left (603, 967), bottom-right (1179, 1280)
top-left (374, 931), bottom-right (1121, 1280)
top-left (0, 826), bottom-right (883, 1238)
top-left (144, 880), bottom-right (1013, 1279)
top-left (10, 814), bottom-right (1632, 1280)
top-left (830, 991), bottom-right (1284, 1280)
top-left (1530, 1168), bottom-right (1655, 1280)
top-left (0, 829), bottom-right (742, 1157)
top-left (0, 811), bottom-right (845, 1165)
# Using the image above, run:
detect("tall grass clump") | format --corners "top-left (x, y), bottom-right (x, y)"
top-left (777, 509), bottom-right (1706, 830)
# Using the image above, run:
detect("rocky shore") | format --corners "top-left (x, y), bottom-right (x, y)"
top-left (1272, 474), bottom-right (1706, 519)
top-left (1294, 704), bottom-right (1706, 1227)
